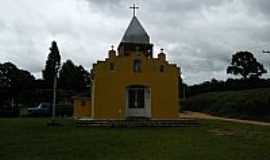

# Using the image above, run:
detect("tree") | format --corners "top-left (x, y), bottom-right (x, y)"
top-left (0, 62), bottom-right (35, 106)
top-left (77, 65), bottom-right (91, 91)
top-left (59, 60), bottom-right (90, 92)
top-left (0, 62), bottom-right (35, 91)
top-left (227, 51), bottom-right (267, 79)
top-left (42, 41), bottom-right (61, 87)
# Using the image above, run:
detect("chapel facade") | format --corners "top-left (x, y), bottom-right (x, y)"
top-left (73, 13), bottom-right (181, 120)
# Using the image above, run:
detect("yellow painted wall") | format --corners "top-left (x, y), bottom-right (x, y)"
top-left (90, 51), bottom-right (180, 120)
top-left (73, 97), bottom-right (92, 119)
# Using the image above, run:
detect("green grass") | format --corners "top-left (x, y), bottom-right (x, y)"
top-left (183, 88), bottom-right (270, 121)
top-left (0, 118), bottom-right (270, 160)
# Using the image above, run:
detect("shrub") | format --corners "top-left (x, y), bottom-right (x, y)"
top-left (183, 88), bottom-right (270, 121)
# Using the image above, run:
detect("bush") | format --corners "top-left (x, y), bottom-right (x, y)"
top-left (182, 88), bottom-right (270, 122)
top-left (56, 104), bottom-right (73, 117)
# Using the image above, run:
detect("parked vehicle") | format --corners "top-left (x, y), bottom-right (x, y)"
top-left (27, 103), bottom-right (73, 117)
top-left (27, 103), bottom-right (51, 116)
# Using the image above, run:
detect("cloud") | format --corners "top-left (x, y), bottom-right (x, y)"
top-left (0, 0), bottom-right (269, 84)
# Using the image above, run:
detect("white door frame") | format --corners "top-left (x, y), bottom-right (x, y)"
top-left (125, 86), bottom-right (151, 118)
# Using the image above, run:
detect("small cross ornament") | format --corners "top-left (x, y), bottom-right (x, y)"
top-left (160, 48), bottom-right (164, 53)
top-left (130, 4), bottom-right (139, 16)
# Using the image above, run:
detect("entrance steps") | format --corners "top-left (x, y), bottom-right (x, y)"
top-left (76, 118), bottom-right (199, 127)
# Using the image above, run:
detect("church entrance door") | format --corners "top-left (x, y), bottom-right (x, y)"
top-left (126, 86), bottom-right (151, 118)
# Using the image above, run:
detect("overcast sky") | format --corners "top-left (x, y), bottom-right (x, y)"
top-left (1, 0), bottom-right (270, 84)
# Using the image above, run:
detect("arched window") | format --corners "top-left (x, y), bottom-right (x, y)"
top-left (133, 60), bottom-right (142, 72)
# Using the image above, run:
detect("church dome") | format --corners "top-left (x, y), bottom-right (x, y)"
top-left (121, 16), bottom-right (150, 44)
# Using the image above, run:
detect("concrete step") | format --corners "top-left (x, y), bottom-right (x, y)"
top-left (76, 119), bottom-right (199, 127)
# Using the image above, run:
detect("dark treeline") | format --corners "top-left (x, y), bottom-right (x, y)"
top-left (0, 41), bottom-right (90, 114)
top-left (0, 61), bottom-right (90, 107)
top-left (184, 78), bottom-right (270, 97)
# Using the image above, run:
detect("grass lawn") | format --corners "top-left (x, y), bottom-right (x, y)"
top-left (0, 118), bottom-right (270, 160)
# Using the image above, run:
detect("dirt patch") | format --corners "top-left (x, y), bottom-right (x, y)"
top-left (180, 111), bottom-right (270, 127)
top-left (208, 128), bottom-right (236, 136)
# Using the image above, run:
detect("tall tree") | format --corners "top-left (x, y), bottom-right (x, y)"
top-left (227, 51), bottom-right (267, 79)
top-left (42, 41), bottom-right (61, 87)
top-left (59, 60), bottom-right (90, 92)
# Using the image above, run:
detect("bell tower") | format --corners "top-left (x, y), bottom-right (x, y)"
top-left (118, 4), bottom-right (153, 57)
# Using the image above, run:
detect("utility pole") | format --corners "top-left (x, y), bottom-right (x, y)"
top-left (52, 75), bottom-right (57, 121)
top-left (49, 69), bottom-right (60, 126)
top-left (48, 41), bottom-right (61, 126)
top-left (49, 58), bottom-right (59, 126)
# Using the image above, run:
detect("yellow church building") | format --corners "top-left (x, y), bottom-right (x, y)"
top-left (73, 11), bottom-right (181, 120)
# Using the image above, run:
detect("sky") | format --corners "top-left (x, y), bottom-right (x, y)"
top-left (0, 0), bottom-right (270, 85)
